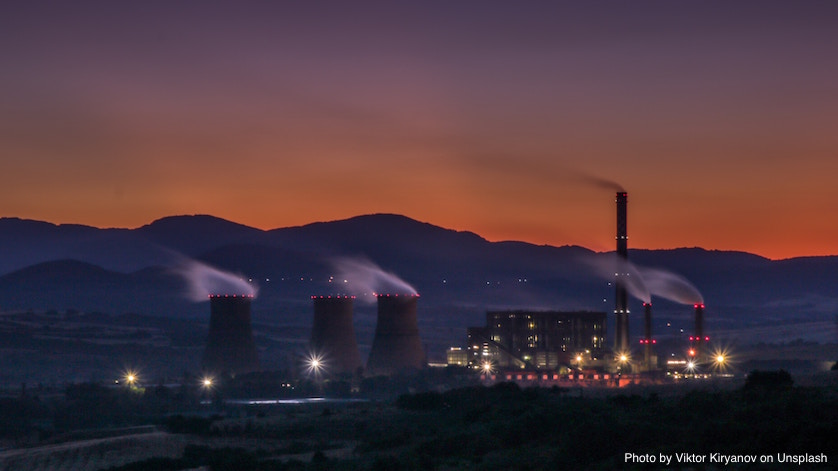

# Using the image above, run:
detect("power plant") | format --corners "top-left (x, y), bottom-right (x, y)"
top-left (366, 294), bottom-right (426, 375)
top-left (466, 310), bottom-right (606, 370)
top-left (202, 294), bottom-right (260, 376)
top-left (309, 295), bottom-right (363, 376)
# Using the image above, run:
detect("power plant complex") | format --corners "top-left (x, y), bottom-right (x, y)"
top-left (197, 189), bottom-right (712, 385)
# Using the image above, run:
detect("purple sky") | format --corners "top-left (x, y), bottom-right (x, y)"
top-left (2, 1), bottom-right (837, 259)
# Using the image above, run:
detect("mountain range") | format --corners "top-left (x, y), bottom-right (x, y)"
top-left (1, 214), bottom-right (836, 350)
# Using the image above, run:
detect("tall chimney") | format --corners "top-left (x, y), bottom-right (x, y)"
top-left (694, 303), bottom-right (706, 360)
top-left (202, 295), bottom-right (260, 376)
top-left (642, 302), bottom-right (654, 371)
top-left (366, 294), bottom-right (426, 375)
top-left (310, 295), bottom-right (363, 376)
top-left (614, 191), bottom-right (630, 353)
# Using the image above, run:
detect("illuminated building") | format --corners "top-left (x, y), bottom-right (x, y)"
top-left (467, 310), bottom-right (606, 370)
top-left (446, 347), bottom-right (469, 367)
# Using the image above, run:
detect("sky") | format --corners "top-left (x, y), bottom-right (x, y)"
top-left (2, 1), bottom-right (837, 260)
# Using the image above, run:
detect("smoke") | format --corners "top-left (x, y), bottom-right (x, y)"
top-left (172, 258), bottom-right (258, 302)
top-left (576, 253), bottom-right (703, 305)
top-left (639, 267), bottom-right (704, 305)
top-left (331, 256), bottom-right (417, 302)
top-left (574, 171), bottom-right (625, 192)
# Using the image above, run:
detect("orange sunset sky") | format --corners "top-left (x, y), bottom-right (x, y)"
top-left (1, 2), bottom-right (837, 260)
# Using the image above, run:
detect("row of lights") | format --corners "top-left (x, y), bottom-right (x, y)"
top-left (118, 370), bottom-right (214, 390)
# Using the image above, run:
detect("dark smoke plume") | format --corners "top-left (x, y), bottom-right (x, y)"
top-left (574, 171), bottom-right (625, 192)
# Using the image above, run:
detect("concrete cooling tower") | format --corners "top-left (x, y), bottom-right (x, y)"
top-left (202, 295), bottom-right (260, 376)
top-left (310, 295), bottom-right (363, 375)
top-left (366, 294), bottom-right (426, 375)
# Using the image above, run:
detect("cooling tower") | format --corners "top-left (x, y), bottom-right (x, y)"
top-left (310, 295), bottom-right (363, 375)
top-left (366, 294), bottom-right (426, 375)
top-left (202, 295), bottom-right (260, 376)
top-left (614, 191), bottom-right (630, 353)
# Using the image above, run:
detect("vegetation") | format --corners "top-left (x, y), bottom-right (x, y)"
top-left (1, 371), bottom-right (836, 470)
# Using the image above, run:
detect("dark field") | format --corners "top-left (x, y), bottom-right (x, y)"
top-left (2, 373), bottom-right (837, 471)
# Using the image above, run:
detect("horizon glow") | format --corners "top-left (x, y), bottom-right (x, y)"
top-left (2, 2), bottom-right (837, 260)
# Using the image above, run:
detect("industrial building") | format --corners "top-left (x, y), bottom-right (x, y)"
top-left (466, 310), bottom-right (606, 370)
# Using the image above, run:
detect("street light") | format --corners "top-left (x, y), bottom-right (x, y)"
top-left (686, 361), bottom-right (696, 375)
top-left (305, 352), bottom-right (326, 378)
top-left (123, 370), bottom-right (139, 388)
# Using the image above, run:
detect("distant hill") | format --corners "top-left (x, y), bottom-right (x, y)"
top-left (0, 214), bottom-right (836, 349)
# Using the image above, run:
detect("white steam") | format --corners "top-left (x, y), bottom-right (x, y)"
top-left (173, 258), bottom-right (258, 302)
top-left (639, 267), bottom-right (704, 305)
top-left (577, 253), bottom-right (702, 305)
top-left (331, 256), bottom-right (417, 302)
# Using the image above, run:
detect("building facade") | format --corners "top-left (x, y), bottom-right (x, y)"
top-left (467, 310), bottom-right (606, 370)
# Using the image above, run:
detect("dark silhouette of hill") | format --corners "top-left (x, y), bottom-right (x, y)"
top-left (0, 213), bottom-right (836, 346)
top-left (0, 260), bottom-right (198, 318)
top-left (136, 214), bottom-right (266, 256)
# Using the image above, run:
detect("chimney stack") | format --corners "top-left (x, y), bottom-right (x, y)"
top-left (614, 191), bottom-right (630, 354)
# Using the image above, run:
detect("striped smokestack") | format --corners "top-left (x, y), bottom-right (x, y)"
top-left (694, 303), bottom-right (706, 360)
top-left (642, 302), bottom-right (654, 371)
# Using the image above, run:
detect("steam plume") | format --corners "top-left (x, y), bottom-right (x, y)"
top-left (173, 258), bottom-right (258, 301)
top-left (577, 253), bottom-right (702, 305)
top-left (638, 267), bottom-right (704, 305)
top-left (578, 253), bottom-right (651, 303)
top-left (331, 256), bottom-right (417, 302)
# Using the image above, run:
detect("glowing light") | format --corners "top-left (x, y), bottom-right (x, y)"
top-left (122, 370), bottom-right (140, 387)
top-left (202, 376), bottom-right (214, 388)
top-left (305, 351), bottom-right (327, 378)
top-left (716, 355), bottom-right (725, 364)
